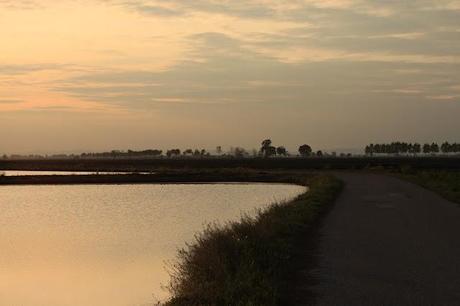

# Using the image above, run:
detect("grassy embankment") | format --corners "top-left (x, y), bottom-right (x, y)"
top-left (398, 170), bottom-right (460, 205)
top-left (165, 175), bottom-right (343, 305)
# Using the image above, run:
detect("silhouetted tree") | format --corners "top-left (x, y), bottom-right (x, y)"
top-left (430, 142), bottom-right (439, 154)
top-left (276, 146), bottom-right (287, 156)
top-left (298, 144), bottom-right (312, 157)
top-left (441, 142), bottom-right (460, 154)
top-left (260, 139), bottom-right (276, 158)
top-left (261, 139), bottom-right (272, 148)
top-left (423, 143), bottom-right (431, 154)
top-left (441, 142), bottom-right (450, 153)
top-left (166, 149), bottom-right (181, 158)
top-left (365, 144), bottom-right (374, 156)
top-left (183, 149), bottom-right (193, 156)
top-left (316, 150), bottom-right (323, 157)
top-left (266, 146), bottom-right (277, 157)
top-left (413, 143), bottom-right (421, 155)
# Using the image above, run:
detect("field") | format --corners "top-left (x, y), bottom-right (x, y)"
top-left (1, 156), bottom-right (460, 173)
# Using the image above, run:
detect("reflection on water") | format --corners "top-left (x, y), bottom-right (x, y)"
top-left (0, 183), bottom-right (305, 306)
top-left (0, 170), bottom-right (152, 176)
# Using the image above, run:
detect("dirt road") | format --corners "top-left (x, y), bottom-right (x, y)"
top-left (309, 173), bottom-right (460, 306)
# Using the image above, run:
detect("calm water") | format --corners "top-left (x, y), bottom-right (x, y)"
top-left (0, 184), bottom-right (305, 306)
top-left (0, 170), bottom-right (152, 176)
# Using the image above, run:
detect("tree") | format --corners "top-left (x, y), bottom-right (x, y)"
top-left (261, 139), bottom-right (272, 148)
top-left (454, 143), bottom-right (460, 154)
top-left (413, 143), bottom-right (421, 155)
top-left (298, 144), bottom-right (312, 157)
top-left (365, 144), bottom-right (374, 156)
top-left (430, 142), bottom-right (439, 154)
top-left (266, 146), bottom-right (277, 157)
top-left (166, 149), bottom-right (181, 158)
top-left (276, 146), bottom-right (287, 156)
top-left (441, 142), bottom-right (451, 154)
top-left (183, 149), bottom-right (193, 156)
top-left (260, 139), bottom-right (275, 158)
top-left (216, 146), bottom-right (222, 155)
top-left (423, 143), bottom-right (431, 154)
top-left (316, 150), bottom-right (323, 157)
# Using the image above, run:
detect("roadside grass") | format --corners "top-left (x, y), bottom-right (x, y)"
top-left (165, 175), bottom-right (343, 305)
top-left (398, 169), bottom-right (460, 205)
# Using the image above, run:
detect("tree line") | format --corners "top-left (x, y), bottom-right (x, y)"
top-left (1, 139), bottom-right (321, 160)
top-left (365, 142), bottom-right (460, 155)
top-left (260, 139), bottom-right (322, 158)
top-left (4, 139), bottom-right (459, 160)
top-left (81, 148), bottom-right (211, 159)
top-left (68, 139), bottom-right (320, 159)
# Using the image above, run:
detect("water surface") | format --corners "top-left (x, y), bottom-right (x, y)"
top-left (0, 183), bottom-right (305, 306)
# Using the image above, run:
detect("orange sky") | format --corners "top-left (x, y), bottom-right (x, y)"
top-left (1, 0), bottom-right (460, 153)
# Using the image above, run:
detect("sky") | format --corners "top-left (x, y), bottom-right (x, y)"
top-left (1, 0), bottom-right (460, 154)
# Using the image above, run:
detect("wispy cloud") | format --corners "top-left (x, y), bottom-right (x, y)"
top-left (0, 99), bottom-right (24, 104)
top-left (0, 0), bottom-right (41, 9)
top-left (116, 1), bottom-right (184, 17)
top-left (0, 64), bottom-right (57, 75)
top-left (2, 0), bottom-right (460, 152)
top-left (427, 94), bottom-right (460, 100)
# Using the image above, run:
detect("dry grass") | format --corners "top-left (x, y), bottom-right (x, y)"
top-left (165, 175), bottom-right (343, 305)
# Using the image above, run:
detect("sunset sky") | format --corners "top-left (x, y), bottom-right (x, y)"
top-left (1, 0), bottom-right (460, 154)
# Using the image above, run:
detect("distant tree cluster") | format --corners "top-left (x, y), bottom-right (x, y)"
top-left (365, 142), bottom-right (421, 155)
top-left (260, 139), bottom-right (289, 158)
top-left (79, 148), bottom-right (213, 159)
top-left (229, 147), bottom-right (249, 158)
top-left (166, 149), bottom-right (181, 157)
top-left (365, 142), bottom-right (460, 155)
top-left (439, 142), bottom-right (460, 153)
top-left (258, 139), bottom-right (320, 158)
top-left (182, 149), bottom-right (210, 157)
top-left (81, 149), bottom-right (163, 158)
